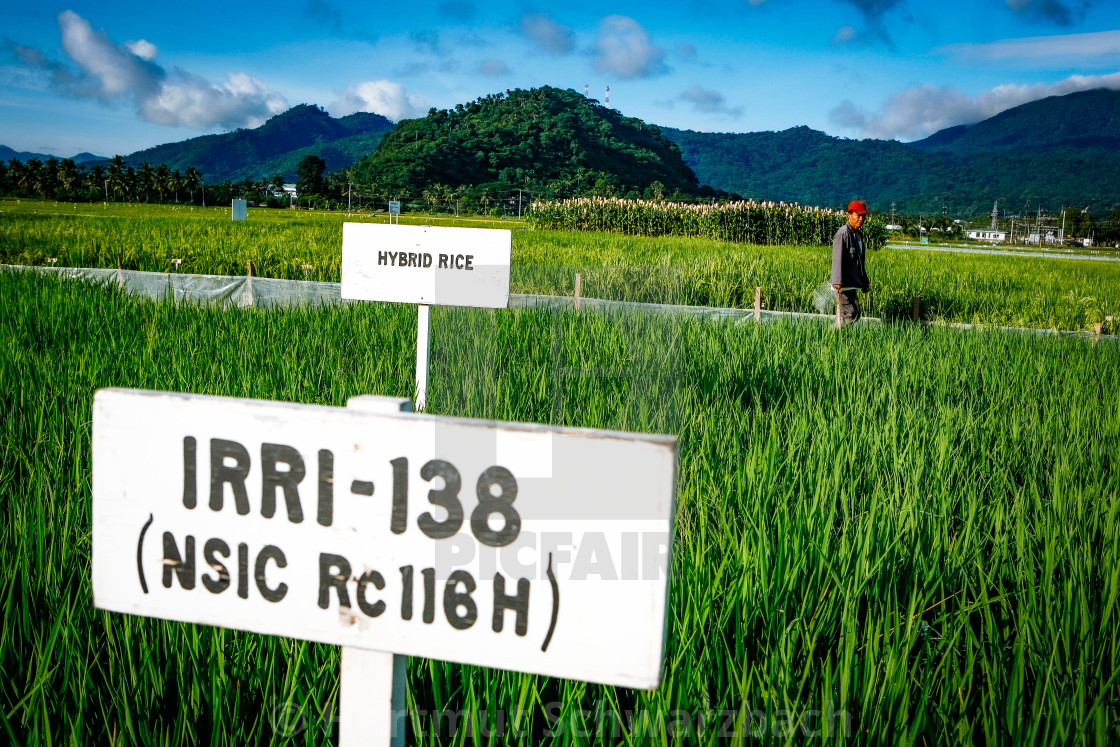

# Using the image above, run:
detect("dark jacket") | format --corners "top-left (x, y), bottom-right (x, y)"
top-left (831, 222), bottom-right (869, 290)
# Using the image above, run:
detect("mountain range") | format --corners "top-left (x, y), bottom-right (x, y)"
top-left (0, 145), bottom-right (105, 164)
top-left (664, 89), bottom-right (1120, 216)
top-left (3, 88), bottom-right (1119, 215)
top-left (118, 104), bottom-right (394, 183)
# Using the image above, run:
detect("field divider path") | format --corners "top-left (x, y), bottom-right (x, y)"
top-left (4, 263), bottom-right (1115, 344)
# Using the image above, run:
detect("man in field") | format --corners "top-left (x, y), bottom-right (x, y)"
top-left (831, 200), bottom-right (870, 325)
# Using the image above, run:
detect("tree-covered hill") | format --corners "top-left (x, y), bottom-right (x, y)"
top-left (120, 104), bottom-right (394, 183)
top-left (664, 89), bottom-right (1120, 216)
top-left (909, 88), bottom-right (1120, 156)
top-left (350, 86), bottom-right (700, 199)
top-left (661, 125), bottom-right (951, 211)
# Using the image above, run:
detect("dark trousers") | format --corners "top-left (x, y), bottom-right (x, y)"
top-left (838, 289), bottom-right (861, 324)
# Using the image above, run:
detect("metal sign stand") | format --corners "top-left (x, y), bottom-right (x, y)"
top-left (415, 304), bottom-right (431, 411)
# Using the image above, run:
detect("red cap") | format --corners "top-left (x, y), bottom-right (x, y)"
top-left (847, 201), bottom-right (869, 215)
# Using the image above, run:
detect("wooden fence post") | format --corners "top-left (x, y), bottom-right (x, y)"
top-left (754, 287), bottom-right (761, 322)
top-left (575, 272), bottom-right (581, 311)
top-left (912, 297), bottom-right (920, 322)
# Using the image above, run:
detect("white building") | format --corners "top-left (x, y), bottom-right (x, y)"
top-left (966, 229), bottom-right (1008, 242)
top-left (267, 183), bottom-right (298, 199)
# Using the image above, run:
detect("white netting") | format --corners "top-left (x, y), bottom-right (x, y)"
top-left (2, 264), bottom-right (1113, 343)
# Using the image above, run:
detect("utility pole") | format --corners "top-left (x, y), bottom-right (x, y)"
top-left (348, 183), bottom-right (352, 216)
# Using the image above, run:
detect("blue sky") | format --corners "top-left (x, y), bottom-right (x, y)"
top-left (2, 0), bottom-right (1119, 157)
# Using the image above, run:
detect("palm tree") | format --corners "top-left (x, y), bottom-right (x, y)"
top-left (59, 159), bottom-right (81, 197)
top-left (21, 159), bottom-right (42, 196)
top-left (154, 163), bottom-right (170, 203)
top-left (137, 162), bottom-right (155, 202)
top-left (169, 169), bottom-right (182, 203)
top-left (183, 167), bottom-right (200, 204)
top-left (107, 156), bottom-right (127, 201)
top-left (7, 160), bottom-right (26, 195)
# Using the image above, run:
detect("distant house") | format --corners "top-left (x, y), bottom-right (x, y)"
top-left (267, 183), bottom-right (298, 200)
top-left (966, 229), bottom-right (1008, 242)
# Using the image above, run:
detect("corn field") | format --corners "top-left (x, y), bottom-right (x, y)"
top-left (526, 197), bottom-right (888, 250)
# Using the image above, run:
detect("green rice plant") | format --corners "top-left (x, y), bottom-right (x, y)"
top-left (2, 268), bottom-right (1119, 745)
top-left (4, 199), bottom-right (1117, 330)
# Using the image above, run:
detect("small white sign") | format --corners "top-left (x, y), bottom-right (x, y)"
top-left (232, 199), bottom-right (247, 221)
top-left (388, 201), bottom-right (401, 215)
top-left (341, 223), bottom-right (511, 308)
top-left (92, 388), bottom-right (676, 689)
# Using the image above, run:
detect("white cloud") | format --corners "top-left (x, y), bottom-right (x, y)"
top-left (592, 15), bottom-right (667, 79)
top-left (478, 59), bottom-right (509, 76)
top-left (939, 29), bottom-right (1120, 63)
top-left (678, 85), bottom-right (742, 116)
top-left (142, 72), bottom-right (287, 129)
top-left (125, 39), bottom-right (157, 62)
top-left (520, 13), bottom-right (575, 55)
top-left (833, 26), bottom-right (856, 44)
top-left (331, 80), bottom-right (425, 121)
top-left (58, 10), bottom-right (162, 100)
top-left (22, 11), bottom-right (287, 130)
top-left (829, 70), bottom-right (1120, 140)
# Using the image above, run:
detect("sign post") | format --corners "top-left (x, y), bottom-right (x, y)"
top-left (92, 388), bottom-right (677, 743)
top-left (340, 223), bottom-right (512, 410)
top-left (340, 395), bottom-right (412, 746)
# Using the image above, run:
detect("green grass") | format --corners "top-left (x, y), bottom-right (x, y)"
top-left (2, 268), bottom-right (1119, 744)
top-left (2, 199), bottom-right (1118, 331)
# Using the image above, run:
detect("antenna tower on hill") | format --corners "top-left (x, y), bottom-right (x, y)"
top-left (606, 86), bottom-right (610, 106)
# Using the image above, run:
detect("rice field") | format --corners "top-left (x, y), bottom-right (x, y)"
top-left (3, 199), bottom-right (1118, 331)
top-left (2, 256), bottom-right (1119, 744)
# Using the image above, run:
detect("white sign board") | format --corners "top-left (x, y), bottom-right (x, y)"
top-left (340, 223), bottom-right (511, 308)
top-left (388, 201), bottom-right (401, 215)
top-left (232, 199), bottom-right (247, 221)
top-left (92, 388), bottom-right (676, 689)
